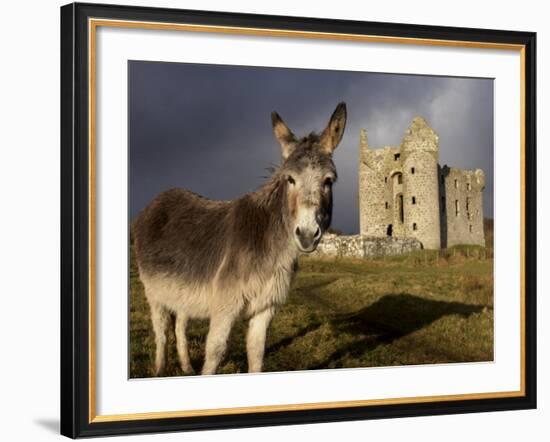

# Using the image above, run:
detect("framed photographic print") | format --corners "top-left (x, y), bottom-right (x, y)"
top-left (60, 2), bottom-right (537, 438)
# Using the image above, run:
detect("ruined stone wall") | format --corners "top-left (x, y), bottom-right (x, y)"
top-left (313, 234), bottom-right (422, 258)
top-left (442, 167), bottom-right (485, 247)
top-left (359, 129), bottom-right (400, 237)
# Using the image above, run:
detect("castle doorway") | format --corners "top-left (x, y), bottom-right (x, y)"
top-left (386, 224), bottom-right (393, 237)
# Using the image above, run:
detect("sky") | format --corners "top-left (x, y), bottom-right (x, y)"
top-left (129, 61), bottom-right (494, 234)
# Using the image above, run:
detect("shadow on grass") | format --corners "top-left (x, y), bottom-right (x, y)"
top-left (310, 293), bottom-right (485, 369)
top-left (267, 321), bottom-right (324, 354)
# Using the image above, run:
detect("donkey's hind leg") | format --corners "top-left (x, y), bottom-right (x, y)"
top-left (149, 301), bottom-right (170, 376)
top-left (175, 312), bottom-right (195, 375)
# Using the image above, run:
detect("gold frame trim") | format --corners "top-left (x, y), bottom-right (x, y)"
top-left (88, 18), bottom-right (527, 424)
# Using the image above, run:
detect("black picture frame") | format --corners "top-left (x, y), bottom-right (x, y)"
top-left (60, 2), bottom-right (537, 438)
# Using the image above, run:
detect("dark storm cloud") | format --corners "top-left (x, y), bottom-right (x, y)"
top-left (129, 61), bottom-right (494, 234)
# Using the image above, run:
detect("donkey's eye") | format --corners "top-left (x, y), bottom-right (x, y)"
top-left (287, 176), bottom-right (296, 185)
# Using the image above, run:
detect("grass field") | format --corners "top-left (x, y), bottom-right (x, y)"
top-left (129, 245), bottom-right (493, 378)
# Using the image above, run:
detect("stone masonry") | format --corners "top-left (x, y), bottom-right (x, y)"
top-left (359, 117), bottom-right (485, 249)
top-left (312, 234), bottom-right (422, 259)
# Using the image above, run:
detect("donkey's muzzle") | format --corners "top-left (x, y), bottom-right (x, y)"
top-left (295, 226), bottom-right (322, 252)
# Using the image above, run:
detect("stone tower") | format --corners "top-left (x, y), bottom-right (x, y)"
top-left (359, 117), bottom-right (483, 250)
top-left (400, 117), bottom-right (441, 249)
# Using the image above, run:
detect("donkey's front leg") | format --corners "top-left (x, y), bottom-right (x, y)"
top-left (247, 307), bottom-right (275, 373)
top-left (175, 312), bottom-right (194, 375)
top-left (202, 313), bottom-right (237, 375)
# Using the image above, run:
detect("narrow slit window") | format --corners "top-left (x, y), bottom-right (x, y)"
top-left (455, 200), bottom-right (460, 216)
top-left (413, 223), bottom-right (418, 231)
top-left (469, 225), bottom-right (473, 233)
top-left (384, 176), bottom-right (388, 184)
top-left (385, 202), bottom-right (389, 209)
top-left (454, 179), bottom-right (459, 189)
top-left (412, 196), bottom-right (416, 204)
top-left (397, 174), bottom-right (403, 184)
top-left (394, 153), bottom-right (400, 161)
top-left (411, 167), bottom-right (415, 174)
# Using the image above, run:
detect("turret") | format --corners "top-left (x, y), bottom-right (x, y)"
top-left (401, 117), bottom-right (441, 249)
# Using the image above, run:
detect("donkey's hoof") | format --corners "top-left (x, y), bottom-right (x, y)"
top-left (181, 365), bottom-right (195, 375)
top-left (154, 366), bottom-right (166, 377)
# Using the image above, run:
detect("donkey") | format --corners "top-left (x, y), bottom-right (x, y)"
top-left (133, 102), bottom-right (347, 376)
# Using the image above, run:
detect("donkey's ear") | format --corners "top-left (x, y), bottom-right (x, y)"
top-left (271, 111), bottom-right (297, 160)
top-left (319, 102), bottom-right (347, 155)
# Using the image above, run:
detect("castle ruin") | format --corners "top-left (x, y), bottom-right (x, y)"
top-left (358, 117), bottom-right (485, 250)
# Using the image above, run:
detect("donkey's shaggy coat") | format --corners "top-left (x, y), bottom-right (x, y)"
top-left (134, 103), bottom-right (347, 375)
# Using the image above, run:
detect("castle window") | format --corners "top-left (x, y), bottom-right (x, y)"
top-left (466, 197), bottom-right (471, 212)
top-left (394, 153), bottom-right (400, 161)
top-left (397, 174), bottom-right (403, 184)
top-left (412, 196), bottom-right (416, 204)
top-left (413, 223), bottom-right (418, 231)
top-left (455, 200), bottom-right (460, 216)
top-left (384, 176), bottom-right (388, 183)
top-left (454, 179), bottom-right (458, 189)
top-left (469, 225), bottom-right (473, 233)
top-left (385, 202), bottom-right (389, 209)
top-left (411, 167), bottom-right (415, 174)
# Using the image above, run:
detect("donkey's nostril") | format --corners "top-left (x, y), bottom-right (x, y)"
top-left (295, 227), bottom-right (301, 236)
top-left (314, 227), bottom-right (321, 239)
